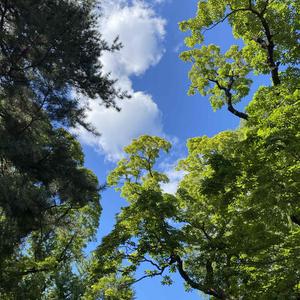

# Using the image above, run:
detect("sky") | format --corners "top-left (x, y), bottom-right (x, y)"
top-left (76, 0), bottom-right (252, 299)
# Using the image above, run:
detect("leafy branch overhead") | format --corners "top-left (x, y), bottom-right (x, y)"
top-left (180, 45), bottom-right (251, 119)
top-left (88, 1), bottom-right (300, 299)
top-left (91, 86), bottom-right (300, 298)
top-left (179, 0), bottom-right (299, 119)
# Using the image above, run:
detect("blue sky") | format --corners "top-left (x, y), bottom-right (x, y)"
top-left (78, 0), bottom-right (253, 298)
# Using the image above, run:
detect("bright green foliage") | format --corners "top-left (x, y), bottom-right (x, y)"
top-left (84, 263), bottom-right (135, 300)
top-left (180, 0), bottom-right (299, 119)
top-left (90, 1), bottom-right (300, 298)
top-left (92, 91), bottom-right (300, 298)
top-left (176, 106), bottom-right (300, 298)
top-left (89, 136), bottom-right (182, 298)
top-left (1, 0), bottom-right (299, 299)
top-left (180, 44), bottom-right (252, 110)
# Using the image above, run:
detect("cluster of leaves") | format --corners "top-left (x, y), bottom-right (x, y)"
top-left (89, 0), bottom-right (300, 299)
top-left (0, 0), bottom-right (123, 298)
top-left (180, 0), bottom-right (299, 119)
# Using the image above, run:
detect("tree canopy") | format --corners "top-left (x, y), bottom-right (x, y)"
top-left (1, 0), bottom-right (300, 299)
top-left (0, 0), bottom-right (123, 298)
top-left (89, 0), bottom-right (300, 299)
top-left (180, 0), bottom-right (299, 119)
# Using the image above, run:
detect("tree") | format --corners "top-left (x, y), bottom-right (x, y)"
top-left (179, 0), bottom-right (299, 120)
top-left (90, 1), bottom-right (300, 298)
top-left (0, 0), bottom-right (125, 297)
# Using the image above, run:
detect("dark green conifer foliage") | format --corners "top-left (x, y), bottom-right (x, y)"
top-left (0, 0), bottom-right (123, 297)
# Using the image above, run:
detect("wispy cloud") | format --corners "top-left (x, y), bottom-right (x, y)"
top-left (160, 160), bottom-right (186, 194)
top-left (159, 140), bottom-right (187, 194)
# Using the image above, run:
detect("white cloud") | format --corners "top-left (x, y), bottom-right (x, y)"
top-left (161, 167), bottom-right (186, 194)
top-left (151, 0), bottom-right (171, 4)
top-left (173, 41), bottom-right (184, 53)
top-left (159, 154), bottom-right (187, 194)
top-left (78, 92), bottom-right (162, 161)
top-left (100, 0), bottom-right (166, 77)
top-left (76, 0), bottom-right (167, 161)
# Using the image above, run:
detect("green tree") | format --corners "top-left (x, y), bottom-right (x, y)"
top-left (90, 1), bottom-right (300, 298)
top-left (0, 0), bottom-right (125, 297)
top-left (179, 0), bottom-right (299, 119)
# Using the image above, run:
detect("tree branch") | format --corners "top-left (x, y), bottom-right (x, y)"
top-left (131, 266), bottom-right (166, 285)
top-left (291, 215), bottom-right (300, 226)
top-left (14, 233), bottom-right (77, 277)
top-left (172, 254), bottom-right (226, 299)
top-left (203, 1), bottom-right (280, 86)
top-left (250, 12), bottom-right (280, 85)
top-left (208, 77), bottom-right (249, 120)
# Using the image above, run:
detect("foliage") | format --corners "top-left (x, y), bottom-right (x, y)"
top-left (0, 0), bottom-right (123, 297)
top-left (179, 0), bottom-right (299, 119)
top-left (1, 0), bottom-right (299, 299)
top-left (90, 1), bottom-right (300, 299)
top-left (0, 197), bottom-right (101, 299)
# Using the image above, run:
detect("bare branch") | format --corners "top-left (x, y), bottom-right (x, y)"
top-left (131, 267), bottom-right (166, 285)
